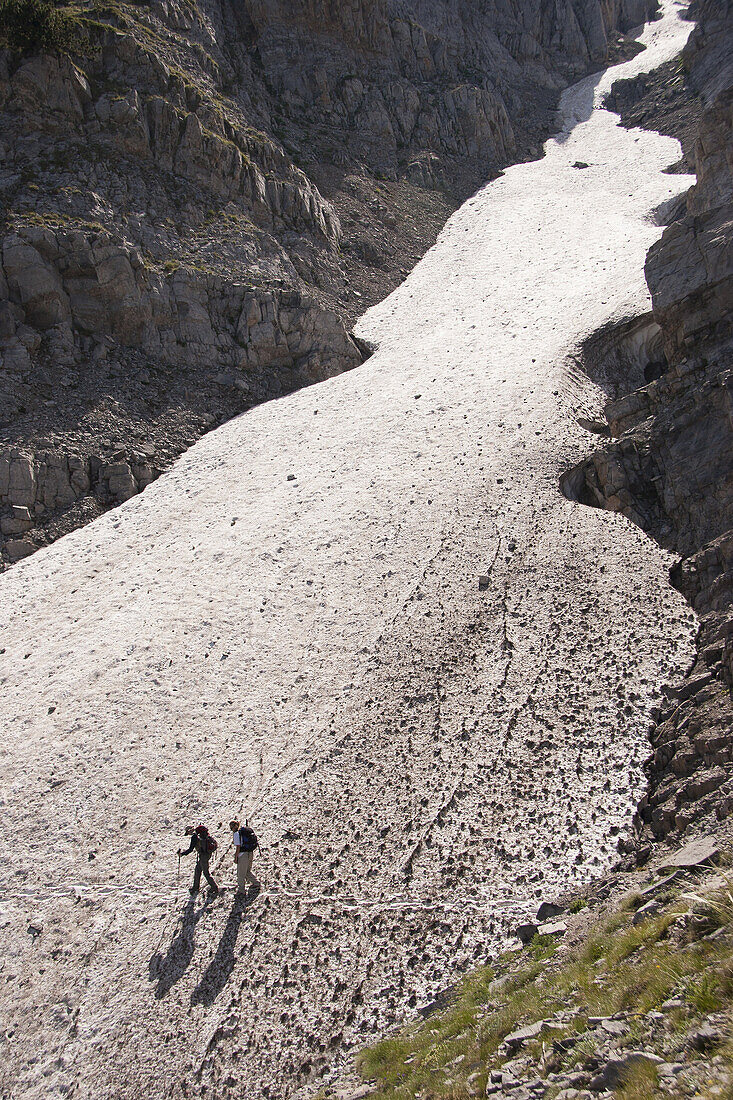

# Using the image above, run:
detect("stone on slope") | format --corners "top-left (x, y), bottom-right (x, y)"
top-left (632, 899), bottom-right (662, 924)
top-left (536, 901), bottom-right (564, 921)
top-left (515, 922), bottom-right (539, 945)
top-left (589, 1052), bottom-right (664, 1090)
top-left (502, 1020), bottom-right (563, 1053)
top-left (661, 835), bottom-right (719, 870)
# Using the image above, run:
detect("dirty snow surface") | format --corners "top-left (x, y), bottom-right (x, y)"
top-left (0, 6), bottom-right (697, 1098)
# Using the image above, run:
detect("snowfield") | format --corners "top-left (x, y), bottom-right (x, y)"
top-left (0, 5), bottom-right (697, 1097)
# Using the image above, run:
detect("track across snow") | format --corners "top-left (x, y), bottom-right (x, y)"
top-left (0, 5), bottom-right (697, 1097)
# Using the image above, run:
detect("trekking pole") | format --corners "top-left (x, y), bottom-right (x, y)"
top-left (176, 852), bottom-right (181, 903)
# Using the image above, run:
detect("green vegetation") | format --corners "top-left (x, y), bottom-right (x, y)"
top-left (528, 933), bottom-right (559, 962)
top-left (11, 209), bottom-right (107, 235)
top-left (0, 0), bottom-right (83, 55)
top-left (356, 874), bottom-right (733, 1100)
top-left (619, 891), bottom-right (643, 911)
top-left (616, 1059), bottom-right (660, 1100)
top-left (687, 970), bottom-right (727, 1014)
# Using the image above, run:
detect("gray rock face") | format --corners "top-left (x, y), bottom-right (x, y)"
top-left (562, 351), bottom-right (733, 558)
top-left (0, 208), bottom-right (366, 563)
top-left (235, 0), bottom-right (645, 181)
top-left (564, 0), bottom-right (733, 848)
top-left (3, 238), bottom-right (70, 330)
top-left (1, 223), bottom-right (362, 374)
top-left (0, 0), bottom-right (653, 564)
top-left (645, 0), bottom-right (733, 362)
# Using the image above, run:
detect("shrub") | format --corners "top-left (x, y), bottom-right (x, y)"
top-left (0, 0), bottom-right (80, 55)
top-left (683, 878), bottom-right (733, 937)
top-left (529, 933), bottom-right (558, 961)
top-left (687, 971), bottom-right (724, 1014)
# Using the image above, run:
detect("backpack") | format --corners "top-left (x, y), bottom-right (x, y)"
top-left (238, 825), bottom-right (258, 852)
top-left (196, 825), bottom-right (218, 853)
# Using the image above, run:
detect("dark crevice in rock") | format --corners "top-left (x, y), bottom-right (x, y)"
top-left (571, 312), bottom-right (668, 401)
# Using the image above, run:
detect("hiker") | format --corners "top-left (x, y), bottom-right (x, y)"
top-left (229, 819), bottom-right (259, 897)
top-left (178, 825), bottom-right (219, 895)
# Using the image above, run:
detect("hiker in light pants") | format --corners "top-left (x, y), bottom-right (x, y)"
top-left (230, 820), bottom-right (259, 897)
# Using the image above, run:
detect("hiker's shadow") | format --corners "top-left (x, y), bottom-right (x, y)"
top-left (190, 893), bottom-right (251, 1007)
top-left (148, 895), bottom-right (205, 999)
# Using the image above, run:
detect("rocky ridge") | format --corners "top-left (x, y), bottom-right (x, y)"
top-left (0, 0), bottom-right (656, 565)
top-left (561, 0), bottom-right (733, 851)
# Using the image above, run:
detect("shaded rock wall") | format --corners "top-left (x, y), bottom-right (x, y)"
top-left (562, 0), bottom-right (733, 849)
top-left (644, 0), bottom-right (733, 361)
top-left (1, 224), bottom-right (360, 375)
top-left (233, 0), bottom-right (646, 180)
top-left (0, 251), bottom-right (364, 561)
top-left (563, 352), bottom-right (732, 557)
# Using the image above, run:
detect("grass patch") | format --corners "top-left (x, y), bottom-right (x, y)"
top-left (684, 880), bottom-right (733, 937)
top-left (687, 970), bottom-right (726, 1014)
top-left (529, 933), bottom-right (559, 962)
top-left (356, 874), bottom-right (733, 1100)
top-left (616, 1060), bottom-right (660, 1100)
top-left (0, 0), bottom-right (84, 55)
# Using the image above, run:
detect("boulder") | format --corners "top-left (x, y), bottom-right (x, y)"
top-left (589, 1052), bottom-right (663, 1091)
top-left (536, 901), bottom-right (564, 922)
top-left (689, 1023), bottom-right (722, 1051)
top-left (515, 921), bottom-right (538, 945)
top-left (501, 1020), bottom-right (562, 1053)
top-left (538, 920), bottom-right (567, 937)
top-left (0, 505), bottom-right (33, 536)
top-left (632, 899), bottom-right (661, 925)
top-left (2, 239), bottom-right (70, 330)
top-left (4, 538), bottom-right (35, 562)
top-left (661, 835), bottom-right (719, 870)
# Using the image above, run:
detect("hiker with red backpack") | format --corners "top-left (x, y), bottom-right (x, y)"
top-left (178, 825), bottom-right (219, 896)
top-left (229, 819), bottom-right (259, 897)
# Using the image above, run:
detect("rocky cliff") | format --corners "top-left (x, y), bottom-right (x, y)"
top-left (0, 0), bottom-right (655, 564)
top-left (561, 0), bottom-right (733, 850)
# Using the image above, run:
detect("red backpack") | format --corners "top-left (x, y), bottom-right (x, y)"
top-left (196, 825), bottom-right (218, 853)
